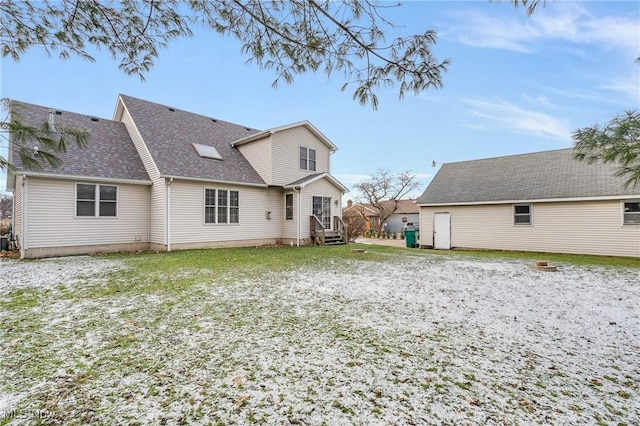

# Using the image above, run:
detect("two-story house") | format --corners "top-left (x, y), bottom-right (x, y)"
top-left (6, 95), bottom-right (348, 258)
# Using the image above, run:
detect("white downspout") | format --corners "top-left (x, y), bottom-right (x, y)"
top-left (294, 187), bottom-right (300, 247)
top-left (21, 174), bottom-right (26, 259)
top-left (166, 178), bottom-right (173, 252)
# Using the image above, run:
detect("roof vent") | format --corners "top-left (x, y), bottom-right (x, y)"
top-left (90, 117), bottom-right (99, 122)
top-left (192, 143), bottom-right (223, 160)
top-left (168, 107), bottom-right (175, 112)
top-left (211, 118), bottom-right (217, 123)
top-left (48, 110), bottom-right (56, 131)
top-left (245, 128), bottom-right (251, 131)
top-left (55, 110), bottom-right (62, 115)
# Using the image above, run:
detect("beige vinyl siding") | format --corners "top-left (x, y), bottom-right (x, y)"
top-left (168, 181), bottom-right (282, 244)
top-left (150, 177), bottom-right (166, 244)
top-left (300, 178), bottom-right (343, 237)
top-left (282, 191), bottom-right (298, 240)
top-left (119, 104), bottom-right (160, 180)
top-left (13, 175), bottom-right (23, 247)
top-left (25, 177), bottom-right (150, 248)
top-left (236, 136), bottom-right (272, 184)
top-left (420, 200), bottom-right (640, 257)
top-left (271, 127), bottom-right (331, 186)
top-left (120, 103), bottom-right (165, 244)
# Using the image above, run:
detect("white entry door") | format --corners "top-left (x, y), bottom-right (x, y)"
top-left (433, 212), bottom-right (451, 250)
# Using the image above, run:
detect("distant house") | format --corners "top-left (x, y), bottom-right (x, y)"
top-left (344, 199), bottom-right (419, 234)
top-left (6, 95), bottom-right (348, 258)
top-left (416, 148), bottom-right (640, 257)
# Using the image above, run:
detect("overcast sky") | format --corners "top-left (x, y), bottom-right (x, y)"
top-left (2, 1), bottom-right (639, 198)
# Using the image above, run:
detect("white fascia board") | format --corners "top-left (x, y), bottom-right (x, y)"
top-left (17, 171), bottom-right (152, 185)
top-left (230, 131), bottom-right (272, 147)
top-left (160, 174), bottom-right (268, 188)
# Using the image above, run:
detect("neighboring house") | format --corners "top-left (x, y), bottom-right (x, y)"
top-left (6, 95), bottom-right (348, 258)
top-left (384, 199), bottom-right (420, 233)
top-left (343, 199), bottom-right (419, 234)
top-left (416, 148), bottom-right (640, 257)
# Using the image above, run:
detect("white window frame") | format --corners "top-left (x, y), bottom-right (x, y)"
top-left (75, 183), bottom-right (118, 218)
top-left (285, 193), bottom-right (294, 221)
top-left (308, 148), bottom-right (316, 171)
top-left (299, 147), bottom-right (317, 171)
top-left (312, 195), bottom-right (332, 229)
top-left (204, 188), bottom-right (240, 225)
top-left (513, 203), bottom-right (532, 226)
top-left (622, 200), bottom-right (640, 225)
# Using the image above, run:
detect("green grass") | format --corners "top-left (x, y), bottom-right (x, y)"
top-left (441, 247), bottom-right (640, 268)
top-left (102, 243), bottom-right (638, 281)
top-left (1, 244), bottom-right (638, 425)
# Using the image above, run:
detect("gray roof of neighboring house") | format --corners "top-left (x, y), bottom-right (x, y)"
top-left (389, 199), bottom-right (419, 214)
top-left (10, 101), bottom-right (150, 182)
top-left (119, 95), bottom-right (266, 185)
top-left (343, 199), bottom-right (418, 216)
top-left (417, 148), bottom-right (640, 205)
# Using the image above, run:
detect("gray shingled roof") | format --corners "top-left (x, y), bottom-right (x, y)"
top-left (286, 173), bottom-right (324, 187)
top-left (119, 95), bottom-right (266, 185)
top-left (417, 148), bottom-right (640, 205)
top-left (10, 101), bottom-right (150, 182)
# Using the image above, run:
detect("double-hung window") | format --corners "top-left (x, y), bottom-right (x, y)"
top-left (300, 147), bottom-right (316, 171)
top-left (205, 189), bottom-right (239, 224)
top-left (623, 201), bottom-right (640, 225)
top-left (513, 204), bottom-right (531, 225)
top-left (285, 193), bottom-right (294, 220)
top-left (76, 183), bottom-right (117, 217)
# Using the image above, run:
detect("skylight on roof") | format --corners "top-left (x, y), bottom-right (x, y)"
top-left (192, 143), bottom-right (223, 160)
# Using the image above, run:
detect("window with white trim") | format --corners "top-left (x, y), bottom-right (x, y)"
top-left (76, 183), bottom-right (117, 217)
top-left (300, 147), bottom-right (316, 171)
top-left (285, 193), bottom-right (294, 220)
top-left (513, 204), bottom-right (531, 225)
top-left (205, 188), bottom-right (239, 224)
top-left (623, 201), bottom-right (640, 225)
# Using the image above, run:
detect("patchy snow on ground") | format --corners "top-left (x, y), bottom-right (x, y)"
top-left (0, 253), bottom-right (638, 425)
top-left (0, 257), bottom-right (126, 296)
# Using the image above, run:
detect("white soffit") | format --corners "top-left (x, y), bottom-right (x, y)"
top-left (192, 143), bottom-right (223, 160)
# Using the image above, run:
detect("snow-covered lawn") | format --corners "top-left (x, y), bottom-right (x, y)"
top-left (0, 252), bottom-right (638, 425)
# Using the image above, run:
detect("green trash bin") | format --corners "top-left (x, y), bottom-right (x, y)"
top-left (368, 228), bottom-right (375, 237)
top-left (404, 229), bottom-right (417, 248)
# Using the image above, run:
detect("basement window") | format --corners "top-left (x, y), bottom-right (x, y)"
top-left (623, 201), bottom-right (640, 225)
top-left (192, 143), bottom-right (223, 160)
top-left (513, 204), bottom-right (531, 225)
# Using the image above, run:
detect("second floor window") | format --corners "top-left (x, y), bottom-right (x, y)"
top-left (300, 147), bottom-right (316, 171)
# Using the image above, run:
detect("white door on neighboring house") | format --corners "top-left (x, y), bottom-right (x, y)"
top-left (433, 212), bottom-right (451, 249)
